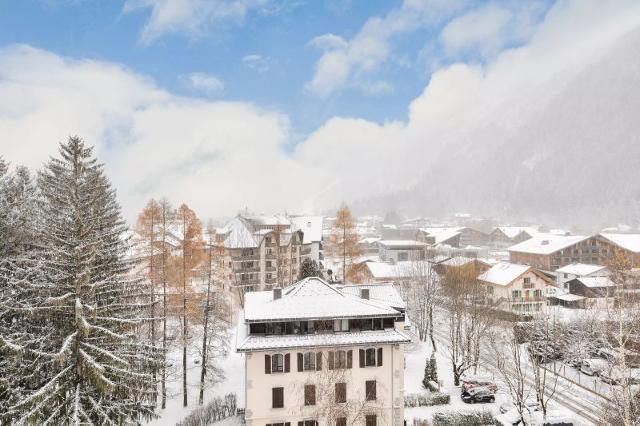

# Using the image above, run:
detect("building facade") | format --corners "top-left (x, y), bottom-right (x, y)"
top-left (237, 278), bottom-right (410, 426)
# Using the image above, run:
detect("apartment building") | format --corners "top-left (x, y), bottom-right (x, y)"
top-left (217, 215), bottom-right (316, 292)
top-left (236, 277), bottom-right (410, 426)
top-left (477, 262), bottom-right (557, 314)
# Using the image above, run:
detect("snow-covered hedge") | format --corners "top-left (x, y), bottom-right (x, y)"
top-left (176, 393), bottom-right (238, 426)
top-left (432, 409), bottom-right (495, 426)
top-left (425, 380), bottom-right (439, 392)
top-left (404, 391), bottom-right (450, 407)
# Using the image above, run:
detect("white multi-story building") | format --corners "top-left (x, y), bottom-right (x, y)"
top-left (236, 277), bottom-right (410, 426)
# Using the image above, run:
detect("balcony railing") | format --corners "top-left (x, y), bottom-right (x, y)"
top-left (511, 296), bottom-right (546, 303)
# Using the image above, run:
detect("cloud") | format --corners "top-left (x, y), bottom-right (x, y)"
top-left (123, 0), bottom-right (267, 43)
top-left (242, 54), bottom-right (270, 72)
top-left (180, 72), bottom-right (224, 93)
top-left (305, 0), bottom-right (467, 97)
top-left (1, 0), bottom-right (640, 223)
top-left (439, 1), bottom-right (549, 59)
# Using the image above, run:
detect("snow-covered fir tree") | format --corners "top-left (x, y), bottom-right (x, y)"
top-left (0, 138), bottom-right (160, 425)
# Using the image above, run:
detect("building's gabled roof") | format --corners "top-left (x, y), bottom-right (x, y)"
top-left (420, 227), bottom-right (462, 245)
top-left (599, 233), bottom-right (640, 253)
top-left (556, 263), bottom-right (607, 276)
top-left (245, 214), bottom-right (291, 227)
top-left (243, 277), bottom-right (402, 322)
top-left (571, 276), bottom-right (616, 288)
top-left (290, 216), bottom-right (323, 244)
top-left (428, 255), bottom-right (452, 264)
top-left (478, 262), bottom-right (532, 286)
top-left (495, 226), bottom-right (540, 239)
top-left (440, 256), bottom-right (490, 268)
top-left (339, 283), bottom-right (406, 310)
top-left (359, 237), bottom-right (382, 245)
top-left (507, 234), bottom-right (589, 255)
top-left (364, 261), bottom-right (414, 279)
top-left (377, 239), bottom-right (428, 249)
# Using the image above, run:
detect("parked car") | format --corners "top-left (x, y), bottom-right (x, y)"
top-left (599, 367), bottom-right (640, 385)
top-left (461, 388), bottom-right (495, 404)
top-left (580, 358), bottom-right (607, 376)
top-left (565, 358), bottom-right (582, 368)
top-left (499, 398), bottom-right (542, 414)
top-left (460, 376), bottom-right (498, 393)
top-left (496, 409), bottom-right (574, 426)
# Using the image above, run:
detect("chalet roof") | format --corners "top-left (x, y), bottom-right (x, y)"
top-left (556, 263), bottom-right (607, 276)
top-left (573, 276), bottom-right (616, 288)
top-left (440, 256), bottom-right (490, 267)
top-left (507, 234), bottom-right (589, 255)
top-left (290, 216), bottom-right (323, 244)
top-left (495, 226), bottom-right (539, 239)
top-left (377, 239), bottom-right (428, 249)
top-left (478, 262), bottom-right (531, 286)
top-left (236, 329), bottom-right (411, 351)
top-left (243, 277), bottom-right (402, 322)
top-left (554, 293), bottom-right (585, 302)
top-left (220, 216), bottom-right (258, 249)
top-left (599, 233), bottom-right (640, 253)
top-left (420, 227), bottom-right (462, 245)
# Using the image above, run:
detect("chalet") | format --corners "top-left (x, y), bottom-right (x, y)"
top-left (555, 263), bottom-right (609, 289)
top-left (477, 262), bottom-right (557, 315)
top-left (489, 226), bottom-right (538, 248)
top-left (566, 276), bottom-right (616, 308)
top-left (377, 240), bottom-right (427, 263)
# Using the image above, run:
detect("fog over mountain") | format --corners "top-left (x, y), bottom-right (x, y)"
top-left (353, 26), bottom-right (640, 231)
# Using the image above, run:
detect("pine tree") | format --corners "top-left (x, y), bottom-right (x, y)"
top-left (0, 138), bottom-right (159, 424)
top-left (430, 352), bottom-right (439, 385)
top-left (298, 258), bottom-right (324, 280)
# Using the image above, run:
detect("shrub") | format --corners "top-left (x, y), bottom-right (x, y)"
top-left (404, 392), bottom-right (450, 407)
top-left (432, 410), bottom-right (495, 426)
top-left (176, 393), bottom-right (238, 426)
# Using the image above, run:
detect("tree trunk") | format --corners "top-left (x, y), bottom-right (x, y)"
top-left (161, 206), bottom-right (168, 409)
top-left (199, 241), bottom-right (213, 405)
top-left (429, 306), bottom-right (437, 352)
top-left (182, 215), bottom-right (188, 407)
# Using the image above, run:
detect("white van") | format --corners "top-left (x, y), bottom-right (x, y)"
top-left (580, 359), bottom-right (607, 376)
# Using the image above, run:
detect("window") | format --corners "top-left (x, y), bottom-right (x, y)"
top-left (272, 387), bottom-right (284, 408)
top-left (272, 354), bottom-right (284, 372)
top-left (365, 381), bottom-right (376, 401)
top-left (298, 421), bottom-right (317, 426)
top-left (511, 290), bottom-right (522, 299)
top-left (334, 319), bottom-right (349, 332)
top-left (366, 415), bottom-right (376, 426)
top-left (365, 348), bottom-right (376, 367)
top-left (304, 385), bottom-right (316, 406)
top-left (336, 418), bottom-right (347, 426)
top-left (329, 350), bottom-right (352, 369)
top-left (335, 383), bottom-right (346, 403)
top-left (303, 352), bottom-right (316, 371)
top-left (266, 260), bottom-right (272, 268)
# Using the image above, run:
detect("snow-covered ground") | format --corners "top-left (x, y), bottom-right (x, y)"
top-left (403, 335), bottom-right (503, 423)
top-left (148, 327), bottom-right (244, 426)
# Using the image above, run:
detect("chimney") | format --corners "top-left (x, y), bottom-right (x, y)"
top-left (360, 288), bottom-right (370, 300)
top-left (273, 288), bottom-right (282, 300)
top-left (541, 240), bottom-right (550, 245)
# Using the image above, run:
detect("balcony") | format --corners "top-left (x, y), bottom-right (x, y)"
top-left (234, 266), bottom-right (260, 273)
top-left (511, 296), bottom-right (546, 303)
top-left (301, 247), bottom-right (312, 255)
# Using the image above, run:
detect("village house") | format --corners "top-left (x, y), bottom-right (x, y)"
top-left (377, 240), bottom-right (427, 263)
top-left (597, 233), bottom-right (640, 266)
top-left (489, 226), bottom-right (539, 249)
top-left (433, 256), bottom-right (492, 277)
top-left (477, 262), bottom-right (558, 315)
top-left (554, 263), bottom-right (609, 289)
top-left (236, 277), bottom-right (410, 426)
top-left (565, 276), bottom-right (617, 308)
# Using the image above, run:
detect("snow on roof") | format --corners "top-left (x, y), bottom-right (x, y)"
top-left (574, 276), bottom-right (616, 288)
top-left (220, 217), bottom-right (258, 249)
top-left (440, 256), bottom-right (490, 267)
top-left (420, 227), bottom-right (462, 245)
top-left (377, 240), bottom-right (428, 249)
top-left (428, 255), bottom-right (452, 264)
top-left (507, 234), bottom-right (589, 255)
top-left (243, 277), bottom-right (402, 322)
top-left (556, 263), bottom-right (607, 276)
top-left (599, 233), bottom-right (640, 253)
top-left (554, 293), bottom-right (585, 302)
top-left (365, 262), bottom-right (413, 279)
top-left (245, 214), bottom-right (291, 226)
top-left (478, 262), bottom-right (531, 286)
top-left (236, 329), bottom-right (411, 351)
top-left (339, 284), bottom-right (406, 309)
top-left (290, 215), bottom-right (323, 244)
top-left (359, 237), bottom-right (382, 245)
top-left (495, 226), bottom-right (539, 239)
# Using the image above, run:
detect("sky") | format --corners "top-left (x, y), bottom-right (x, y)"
top-left (1, 0), bottom-right (640, 222)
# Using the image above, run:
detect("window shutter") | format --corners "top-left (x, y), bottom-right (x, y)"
top-left (328, 351), bottom-right (335, 370)
top-left (265, 354), bottom-right (271, 374)
top-left (298, 422), bottom-right (303, 426)
top-left (359, 349), bottom-right (365, 368)
top-left (284, 353), bottom-right (290, 372)
top-left (297, 353), bottom-right (303, 372)
top-left (316, 352), bottom-right (322, 371)
top-left (285, 423), bottom-right (290, 426)
top-left (377, 348), bottom-right (383, 366)
top-left (347, 350), bottom-right (353, 368)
